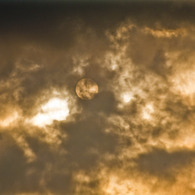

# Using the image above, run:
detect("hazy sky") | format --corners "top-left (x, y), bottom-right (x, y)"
top-left (0, 1), bottom-right (195, 195)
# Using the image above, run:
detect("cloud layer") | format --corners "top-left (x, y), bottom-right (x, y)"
top-left (0, 2), bottom-right (195, 195)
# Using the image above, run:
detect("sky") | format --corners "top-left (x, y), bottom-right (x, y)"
top-left (0, 1), bottom-right (195, 195)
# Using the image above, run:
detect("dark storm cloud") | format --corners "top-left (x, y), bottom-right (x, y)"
top-left (0, 132), bottom-right (37, 194)
top-left (134, 147), bottom-right (195, 179)
top-left (60, 115), bottom-right (119, 169)
top-left (0, 115), bottom-right (120, 195)
top-left (0, 129), bottom-right (71, 195)
top-left (77, 90), bottom-right (118, 115)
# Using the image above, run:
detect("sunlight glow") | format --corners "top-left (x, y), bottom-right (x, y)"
top-left (172, 69), bottom-right (195, 96)
top-left (142, 104), bottom-right (154, 120)
top-left (0, 111), bottom-right (19, 127)
top-left (31, 98), bottom-right (69, 127)
top-left (103, 175), bottom-right (151, 195)
top-left (122, 92), bottom-right (133, 103)
top-left (171, 68), bottom-right (195, 106)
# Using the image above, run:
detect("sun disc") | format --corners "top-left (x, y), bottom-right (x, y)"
top-left (75, 78), bottom-right (99, 100)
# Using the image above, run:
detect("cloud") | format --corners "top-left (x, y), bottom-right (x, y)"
top-left (0, 1), bottom-right (195, 195)
top-left (134, 148), bottom-right (195, 179)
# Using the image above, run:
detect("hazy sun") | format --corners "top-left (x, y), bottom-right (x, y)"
top-left (75, 78), bottom-right (99, 100)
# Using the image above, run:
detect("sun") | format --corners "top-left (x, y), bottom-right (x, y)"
top-left (75, 78), bottom-right (99, 100)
